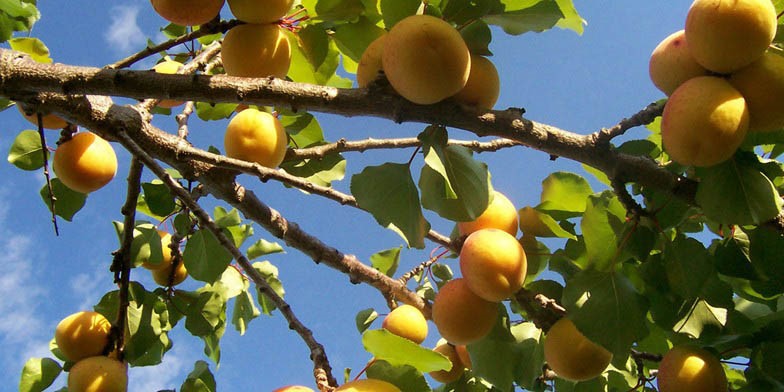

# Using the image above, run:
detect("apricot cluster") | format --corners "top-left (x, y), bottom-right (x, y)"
top-left (221, 0), bottom-right (292, 79)
top-left (649, 0), bottom-right (778, 167)
top-left (433, 191), bottom-right (526, 346)
top-left (358, 15), bottom-right (500, 109)
top-left (55, 311), bottom-right (128, 391)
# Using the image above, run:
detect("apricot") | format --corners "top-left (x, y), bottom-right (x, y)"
top-left (648, 30), bottom-right (709, 96)
top-left (544, 318), bottom-right (612, 381)
top-left (55, 311), bottom-right (112, 362)
top-left (335, 379), bottom-right (401, 392)
top-left (382, 15), bottom-right (470, 104)
top-left (428, 342), bottom-right (466, 383)
top-left (381, 304), bottom-right (428, 344)
top-left (730, 52), bottom-right (784, 132)
top-left (141, 230), bottom-right (174, 270)
top-left (455, 344), bottom-right (471, 370)
top-left (658, 345), bottom-right (728, 392)
top-left (459, 228), bottom-right (527, 302)
top-left (152, 59), bottom-right (185, 108)
top-left (68, 356), bottom-right (127, 392)
top-left (152, 258), bottom-right (188, 286)
top-left (453, 54), bottom-right (500, 109)
top-left (150, 0), bottom-right (225, 26)
top-left (224, 108), bottom-right (289, 168)
top-left (17, 104), bottom-right (68, 129)
top-left (272, 386), bottom-right (315, 392)
top-left (228, 0), bottom-right (293, 23)
top-left (457, 191), bottom-right (518, 237)
top-left (661, 76), bottom-right (748, 167)
top-left (221, 23), bottom-right (291, 79)
top-left (432, 278), bottom-right (498, 345)
top-left (356, 33), bottom-right (386, 88)
top-left (53, 132), bottom-right (118, 194)
top-left (685, 0), bottom-right (776, 73)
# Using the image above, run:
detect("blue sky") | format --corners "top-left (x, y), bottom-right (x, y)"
top-left (0, 1), bottom-right (693, 390)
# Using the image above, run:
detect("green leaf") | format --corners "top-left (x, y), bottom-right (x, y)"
top-left (130, 222), bottom-right (164, 268)
top-left (366, 360), bottom-right (431, 392)
top-left (141, 181), bottom-right (177, 218)
top-left (280, 152), bottom-right (347, 188)
top-left (380, 0), bottom-right (421, 28)
top-left (214, 206), bottom-right (242, 228)
top-left (419, 126), bottom-right (490, 222)
top-left (183, 288), bottom-right (227, 364)
top-left (19, 357), bottom-right (61, 392)
top-left (247, 238), bottom-right (285, 260)
top-left (232, 289), bottom-right (260, 335)
top-left (664, 235), bottom-right (716, 300)
top-left (287, 28), bottom-right (353, 87)
top-left (253, 261), bottom-right (286, 315)
top-left (461, 20), bottom-right (493, 56)
top-left (195, 102), bottom-right (236, 121)
top-left (580, 191), bottom-right (626, 271)
top-left (537, 171), bottom-right (593, 219)
top-left (484, 0), bottom-right (564, 35)
top-left (673, 299), bottom-right (728, 338)
top-left (114, 283), bottom-right (173, 366)
top-left (355, 308), bottom-right (378, 333)
top-left (332, 17), bottom-right (387, 71)
top-left (9, 37), bottom-right (51, 63)
top-left (554, 0), bottom-right (585, 34)
top-left (696, 155), bottom-right (783, 225)
top-left (8, 129), bottom-right (46, 170)
top-left (370, 246), bottom-right (402, 276)
top-left (562, 270), bottom-right (649, 361)
top-left (181, 360), bottom-right (217, 392)
top-left (362, 329), bottom-right (452, 372)
top-left (39, 178), bottom-right (86, 221)
top-left (279, 112), bottom-right (325, 148)
top-left (183, 229), bottom-right (233, 283)
top-left (351, 163), bottom-right (430, 249)
top-left (302, 0), bottom-right (365, 22)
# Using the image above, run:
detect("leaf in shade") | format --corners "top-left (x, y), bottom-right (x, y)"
top-left (183, 229), bottom-right (233, 283)
top-left (39, 178), bottom-right (86, 221)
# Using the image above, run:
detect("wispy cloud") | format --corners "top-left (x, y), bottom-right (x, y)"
top-left (106, 5), bottom-right (146, 53)
top-left (130, 344), bottom-right (189, 392)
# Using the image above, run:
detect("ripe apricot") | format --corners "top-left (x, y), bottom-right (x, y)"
top-left (658, 345), bottom-right (727, 392)
top-left (68, 356), bottom-right (127, 392)
top-left (457, 191), bottom-right (518, 237)
top-left (455, 344), bottom-right (471, 370)
top-left (55, 311), bottom-right (112, 362)
top-left (152, 258), bottom-right (188, 286)
top-left (382, 304), bottom-right (428, 344)
top-left (356, 33), bottom-right (386, 88)
top-left (648, 30), bottom-right (708, 96)
top-left (17, 104), bottom-right (68, 129)
top-left (228, 0), bottom-right (293, 23)
top-left (53, 132), bottom-right (118, 194)
top-left (152, 59), bottom-right (185, 108)
top-left (432, 278), bottom-right (498, 345)
top-left (224, 108), bottom-right (289, 168)
top-left (661, 76), bottom-right (748, 167)
top-left (335, 379), bottom-right (401, 391)
top-left (453, 54), bottom-right (500, 109)
top-left (221, 24), bottom-right (291, 79)
top-left (141, 230), bottom-right (175, 270)
top-left (428, 342), bottom-right (466, 383)
top-left (685, 0), bottom-right (776, 73)
top-left (544, 318), bottom-right (612, 381)
top-left (150, 0), bottom-right (225, 26)
top-left (730, 52), bottom-right (784, 132)
top-left (272, 386), bottom-right (315, 392)
top-left (459, 228), bottom-right (527, 302)
top-left (382, 15), bottom-right (470, 104)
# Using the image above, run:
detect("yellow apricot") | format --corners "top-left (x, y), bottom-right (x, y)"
top-left (55, 311), bottom-right (112, 362)
top-left (221, 24), bottom-right (291, 79)
top-left (459, 228), bottom-right (527, 302)
top-left (356, 33), bottom-right (386, 88)
top-left (152, 59), bottom-right (185, 108)
top-left (150, 0), bottom-right (225, 26)
top-left (453, 54), bottom-right (500, 109)
top-left (141, 230), bottom-right (174, 270)
top-left (457, 191), bottom-right (518, 237)
top-left (382, 304), bottom-right (428, 344)
top-left (335, 379), bottom-right (401, 392)
top-left (658, 346), bottom-right (728, 392)
top-left (648, 30), bottom-right (709, 96)
top-left (382, 15), bottom-right (470, 104)
top-left (432, 278), bottom-right (498, 345)
top-left (17, 104), bottom-right (68, 129)
top-left (544, 318), bottom-right (612, 382)
top-left (685, 0), bottom-right (776, 73)
top-left (68, 356), bottom-right (127, 392)
top-left (730, 52), bottom-right (784, 132)
top-left (152, 258), bottom-right (188, 286)
top-left (224, 108), bottom-right (289, 168)
top-left (272, 386), bottom-right (315, 392)
top-left (455, 344), bottom-right (471, 370)
top-left (53, 132), bottom-right (118, 194)
top-left (228, 0), bottom-right (293, 23)
top-left (428, 342), bottom-right (466, 384)
top-left (661, 76), bottom-right (748, 167)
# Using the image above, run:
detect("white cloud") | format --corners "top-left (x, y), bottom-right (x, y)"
top-left (106, 5), bottom-right (146, 53)
top-left (130, 344), bottom-right (189, 392)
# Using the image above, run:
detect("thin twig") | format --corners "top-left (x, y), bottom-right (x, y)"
top-left (594, 101), bottom-right (665, 145)
top-left (284, 137), bottom-right (520, 161)
top-left (36, 112), bottom-right (59, 235)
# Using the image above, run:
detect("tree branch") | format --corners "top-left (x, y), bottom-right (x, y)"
top-left (284, 137), bottom-right (520, 161)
